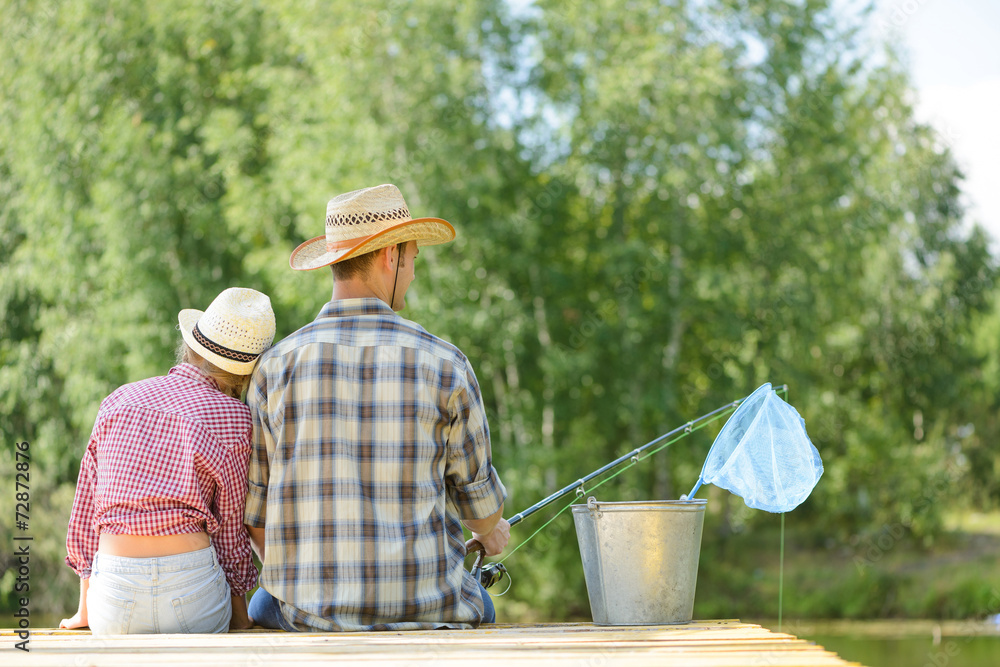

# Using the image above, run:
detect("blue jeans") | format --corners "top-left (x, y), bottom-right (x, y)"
top-left (247, 586), bottom-right (299, 631)
top-left (480, 582), bottom-right (497, 624)
top-left (88, 546), bottom-right (231, 634)
top-left (248, 582), bottom-right (496, 630)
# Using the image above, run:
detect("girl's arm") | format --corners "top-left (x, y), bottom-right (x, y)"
top-left (59, 578), bottom-right (90, 629)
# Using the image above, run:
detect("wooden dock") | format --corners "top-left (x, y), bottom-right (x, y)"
top-left (2, 620), bottom-right (863, 666)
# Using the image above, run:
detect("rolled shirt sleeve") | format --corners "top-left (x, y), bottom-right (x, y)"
top-left (210, 429), bottom-right (259, 595)
top-left (65, 440), bottom-right (100, 579)
top-left (244, 371), bottom-right (270, 529)
top-left (445, 361), bottom-right (506, 520)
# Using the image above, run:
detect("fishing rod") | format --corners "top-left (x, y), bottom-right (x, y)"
top-left (470, 396), bottom-right (748, 588)
top-left (507, 399), bottom-right (743, 528)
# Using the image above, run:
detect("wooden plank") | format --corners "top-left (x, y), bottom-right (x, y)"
top-left (0, 621), bottom-right (864, 667)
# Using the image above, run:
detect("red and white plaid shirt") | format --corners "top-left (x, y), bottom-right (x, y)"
top-left (65, 364), bottom-right (258, 594)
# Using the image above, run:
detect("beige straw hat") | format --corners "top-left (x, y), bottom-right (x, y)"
top-left (289, 183), bottom-right (456, 271)
top-left (177, 288), bottom-right (276, 375)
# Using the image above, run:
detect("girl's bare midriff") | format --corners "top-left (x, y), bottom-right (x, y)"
top-left (98, 532), bottom-right (211, 558)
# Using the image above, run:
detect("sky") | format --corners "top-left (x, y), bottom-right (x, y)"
top-left (871, 0), bottom-right (1000, 247)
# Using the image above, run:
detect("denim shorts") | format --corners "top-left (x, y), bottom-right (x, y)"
top-left (88, 545), bottom-right (232, 634)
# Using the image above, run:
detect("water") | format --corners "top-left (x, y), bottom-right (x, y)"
top-left (810, 635), bottom-right (1000, 667)
top-left (772, 620), bottom-right (1000, 667)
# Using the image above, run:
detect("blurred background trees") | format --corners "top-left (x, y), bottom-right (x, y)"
top-left (2, 0), bottom-right (997, 620)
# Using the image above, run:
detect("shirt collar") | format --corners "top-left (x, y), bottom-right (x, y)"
top-left (317, 297), bottom-right (398, 321)
top-left (169, 363), bottom-right (222, 392)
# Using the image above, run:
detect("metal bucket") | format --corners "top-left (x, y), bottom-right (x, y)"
top-left (572, 497), bottom-right (707, 625)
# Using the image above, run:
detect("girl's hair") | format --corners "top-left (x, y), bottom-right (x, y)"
top-left (175, 340), bottom-right (251, 399)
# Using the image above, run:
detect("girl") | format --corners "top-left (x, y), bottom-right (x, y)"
top-left (60, 287), bottom-right (274, 634)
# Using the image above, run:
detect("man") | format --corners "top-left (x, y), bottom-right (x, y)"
top-left (245, 184), bottom-right (509, 631)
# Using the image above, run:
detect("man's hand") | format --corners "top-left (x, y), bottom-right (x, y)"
top-left (467, 517), bottom-right (510, 557)
top-left (462, 506), bottom-right (509, 557)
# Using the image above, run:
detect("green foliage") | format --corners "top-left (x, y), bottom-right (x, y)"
top-left (1, 0), bottom-right (997, 621)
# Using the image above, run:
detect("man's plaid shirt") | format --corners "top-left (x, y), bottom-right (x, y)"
top-left (245, 298), bottom-right (506, 631)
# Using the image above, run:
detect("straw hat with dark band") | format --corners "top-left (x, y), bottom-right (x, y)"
top-left (177, 288), bottom-right (276, 375)
top-left (289, 184), bottom-right (456, 271)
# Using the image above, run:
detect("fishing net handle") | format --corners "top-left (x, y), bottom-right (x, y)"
top-left (465, 538), bottom-right (488, 586)
top-left (465, 538), bottom-right (486, 561)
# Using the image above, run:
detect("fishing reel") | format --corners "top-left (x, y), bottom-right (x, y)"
top-left (469, 542), bottom-right (509, 590)
top-left (479, 562), bottom-right (508, 589)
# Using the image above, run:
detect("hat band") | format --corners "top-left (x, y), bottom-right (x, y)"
top-left (326, 234), bottom-right (375, 252)
top-left (193, 323), bottom-right (260, 364)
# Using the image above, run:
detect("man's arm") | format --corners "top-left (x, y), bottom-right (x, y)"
top-left (449, 361), bottom-right (509, 557)
top-left (247, 525), bottom-right (266, 562)
top-left (244, 370), bottom-right (270, 564)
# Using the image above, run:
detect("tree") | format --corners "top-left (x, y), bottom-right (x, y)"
top-left (1, 0), bottom-right (995, 621)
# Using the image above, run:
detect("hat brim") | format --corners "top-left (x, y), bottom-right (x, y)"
top-left (289, 217), bottom-right (456, 271)
top-left (177, 309), bottom-right (259, 375)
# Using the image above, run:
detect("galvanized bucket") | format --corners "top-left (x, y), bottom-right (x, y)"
top-left (571, 497), bottom-right (707, 625)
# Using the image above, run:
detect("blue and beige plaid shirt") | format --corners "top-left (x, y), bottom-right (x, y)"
top-left (245, 298), bottom-right (506, 631)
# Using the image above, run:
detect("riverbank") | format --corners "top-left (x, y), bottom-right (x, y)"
top-left (694, 511), bottom-right (1000, 621)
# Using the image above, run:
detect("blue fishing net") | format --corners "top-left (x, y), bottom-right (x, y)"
top-left (687, 383), bottom-right (823, 513)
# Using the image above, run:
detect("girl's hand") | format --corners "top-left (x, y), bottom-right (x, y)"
top-left (60, 578), bottom-right (90, 629)
top-left (59, 611), bottom-right (88, 629)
